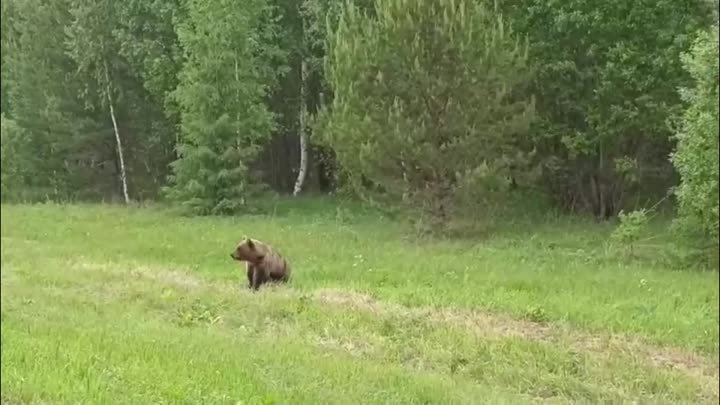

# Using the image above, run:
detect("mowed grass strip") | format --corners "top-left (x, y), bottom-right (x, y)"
top-left (1, 202), bottom-right (718, 404)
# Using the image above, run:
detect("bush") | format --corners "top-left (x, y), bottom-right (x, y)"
top-left (611, 209), bottom-right (649, 258)
top-left (671, 24), bottom-right (719, 253)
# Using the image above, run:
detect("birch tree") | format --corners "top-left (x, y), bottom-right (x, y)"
top-left (291, 2), bottom-right (309, 196)
top-left (292, 56), bottom-right (309, 196)
top-left (66, 0), bottom-right (130, 203)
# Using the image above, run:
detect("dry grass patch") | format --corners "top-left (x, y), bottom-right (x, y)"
top-left (314, 287), bottom-right (719, 400)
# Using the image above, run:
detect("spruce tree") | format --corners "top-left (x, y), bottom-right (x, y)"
top-left (165, 0), bottom-right (285, 214)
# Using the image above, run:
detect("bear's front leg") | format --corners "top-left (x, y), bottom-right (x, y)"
top-left (246, 265), bottom-right (255, 289)
top-left (251, 268), bottom-right (266, 291)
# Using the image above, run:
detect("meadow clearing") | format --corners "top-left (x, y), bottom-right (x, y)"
top-left (1, 199), bottom-right (718, 404)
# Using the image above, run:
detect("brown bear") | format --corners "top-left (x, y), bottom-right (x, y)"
top-left (230, 237), bottom-right (291, 290)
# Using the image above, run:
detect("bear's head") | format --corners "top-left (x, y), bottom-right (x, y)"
top-left (230, 237), bottom-right (265, 263)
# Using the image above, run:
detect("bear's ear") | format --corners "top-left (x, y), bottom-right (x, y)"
top-left (246, 238), bottom-right (255, 249)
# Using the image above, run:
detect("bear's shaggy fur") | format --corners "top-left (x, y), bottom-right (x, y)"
top-left (230, 237), bottom-right (291, 290)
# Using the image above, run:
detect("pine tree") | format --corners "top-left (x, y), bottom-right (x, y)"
top-left (320, 0), bottom-right (535, 230)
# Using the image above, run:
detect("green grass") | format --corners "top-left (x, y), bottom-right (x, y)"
top-left (1, 198), bottom-right (718, 404)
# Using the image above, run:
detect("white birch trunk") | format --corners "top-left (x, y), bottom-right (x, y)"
top-left (293, 58), bottom-right (308, 196)
top-left (104, 62), bottom-right (129, 204)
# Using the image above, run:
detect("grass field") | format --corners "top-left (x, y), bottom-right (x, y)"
top-left (1, 199), bottom-right (718, 404)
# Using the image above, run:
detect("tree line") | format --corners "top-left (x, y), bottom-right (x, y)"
top-left (1, 0), bottom-right (717, 248)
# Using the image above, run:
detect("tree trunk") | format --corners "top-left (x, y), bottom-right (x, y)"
top-left (293, 59), bottom-right (308, 196)
top-left (315, 92), bottom-right (336, 193)
top-left (427, 176), bottom-right (452, 231)
top-left (104, 63), bottom-right (129, 204)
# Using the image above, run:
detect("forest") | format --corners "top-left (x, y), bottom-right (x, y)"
top-left (1, 1), bottom-right (719, 403)
top-left (1, 0), bottom-right (718, 252)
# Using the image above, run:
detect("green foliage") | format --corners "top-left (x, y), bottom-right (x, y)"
top-left (4, 0), bottom-right (106, 201)
top-left (499, 0), bottom-right (712, 218)
top-left (0, 0), bottom-right (17, 115)
top-left (112, 0), bottom-right (186, 199)
top-left (301, 0), bottom-right (374, 84)
top-left (65, 0), bottom-right (183, 201)
top-left (671, 24), bottom-right (719, 252)
top-left (320, 0), bottom-right (535, 230)
top-left (65, 0), bottom-right (118, 108)
top-left (522, 305), bottom-right (550, 323)
top-left (0, 114), bottom-right (31, 200)
top-left (163, 0), bottom-right (286, 215)
top-left (2, 0), bottom-right (182, 202)
top-left (611, 209), bottom-right (649, 258)
top-left (113, 0), bottom-right (185, 106)
top-left (174, 300), bottom-right (224, 327)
